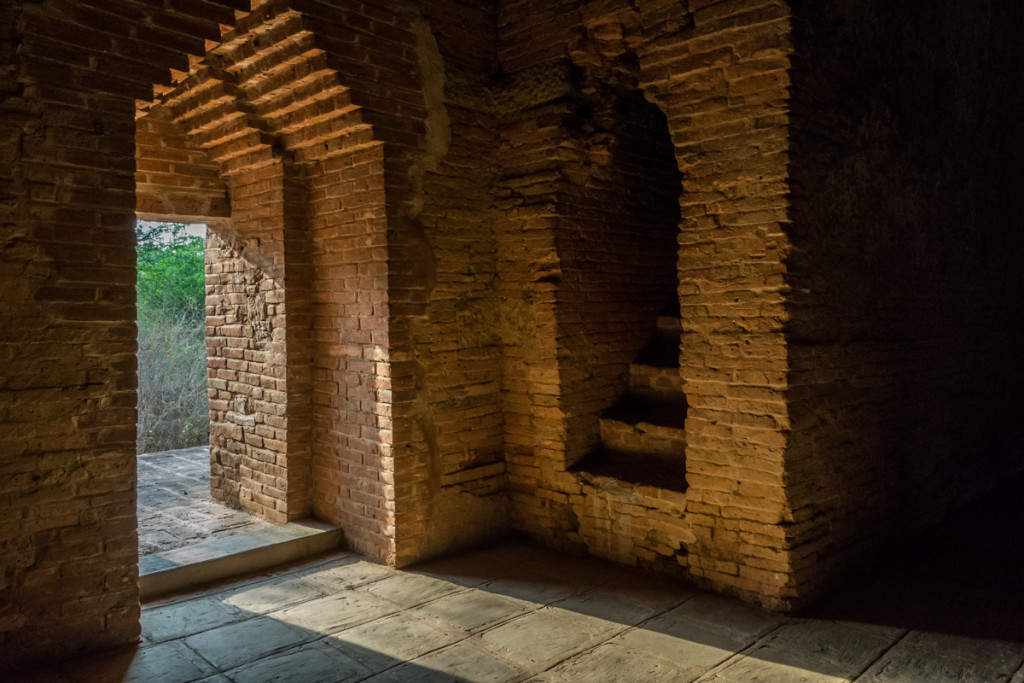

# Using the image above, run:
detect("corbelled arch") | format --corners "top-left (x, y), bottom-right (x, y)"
top-left (135, 0), bottom-right (444, 565)
top-left (1, 0), bottom-right (437, 662)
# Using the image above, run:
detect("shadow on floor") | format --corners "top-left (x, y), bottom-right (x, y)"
top-left (805, 471), bottom-right (1024, 643)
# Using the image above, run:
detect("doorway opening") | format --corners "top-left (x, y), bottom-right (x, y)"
top-left (135, 220), bottom-right (271, 558)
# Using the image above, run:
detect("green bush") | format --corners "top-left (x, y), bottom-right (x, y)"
top-left (136, 222), bottom-right (209, 454)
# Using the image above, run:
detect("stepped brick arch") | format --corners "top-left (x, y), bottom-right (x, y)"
top-left (134, 0), bottom-right (418, 561)
top-left (132, 0), bottom-right (444, 565)
top-left (1, 0), bottom-right (435, 661)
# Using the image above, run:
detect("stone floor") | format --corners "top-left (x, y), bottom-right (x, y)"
top-left (138, 446), bottom-right (271, 556)
top-left (19, 460), bottom-right (1024, 682)
top-left (16, 529), bottom-right (1024, 683)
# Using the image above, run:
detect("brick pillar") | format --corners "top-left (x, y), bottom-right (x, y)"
top-left (206, 159), bottom-right (311, 523)
top-left (637, 0), bottom-right (796, 609)
top-left (0, 5), bottom-right (141, 662)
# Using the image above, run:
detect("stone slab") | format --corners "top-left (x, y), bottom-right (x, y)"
top-left (140, 519), bottom-right (344, 599)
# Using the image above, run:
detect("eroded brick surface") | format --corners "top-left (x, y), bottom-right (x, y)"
top-left (3, 0), bottom-right (1023, 669)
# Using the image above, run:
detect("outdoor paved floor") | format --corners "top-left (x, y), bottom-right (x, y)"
top-left (138, 446), bottom-right (271, 556)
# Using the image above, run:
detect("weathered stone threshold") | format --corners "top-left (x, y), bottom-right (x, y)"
top-left (139, 519), bottom-right (343, 599)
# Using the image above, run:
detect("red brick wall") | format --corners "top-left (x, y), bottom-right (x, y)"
top-left (135, 105), bottom-right (229, 220)
top-left (7, 0), bottom-right (1022, 667)
top-left (639, 0), bottom-right (794, 608)
top-left (0, 0), bottom-right (248, 665)
top-left (382, 1), bottom-right (511, 565)
top-left (203, 162), bottom-right (312, 524)
top-left (496, 0), bottom-right (796, 608)
top-left (307, 142), bottom-right (393, 560)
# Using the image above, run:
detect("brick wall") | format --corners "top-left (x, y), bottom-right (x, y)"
top-left (306, 138), bottom-right (392, 560)
top-left (5, 0), bottom-right (1022, 667)
top-left (0, 0), bottom-right (248, 665)
top-left (135, 105), bottom-right (229, 220)
top-left (784, 0), bottom-right (1024, 602)
top-left (497, 0), bottom-right (796, 608)
top-left (639, 0), bottom-right (794, 608)
top-left (385, 0), bottom-right (510, 564)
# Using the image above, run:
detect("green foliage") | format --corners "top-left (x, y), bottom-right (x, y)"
top-left (137, 222), bottom-right (206, 326)
top-left (136, 222), bottom-right (209, 454)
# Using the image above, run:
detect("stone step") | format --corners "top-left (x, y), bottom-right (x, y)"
top-left (570, 446), bottom-right (688, 493)
top-left (656, 313), bottom-right (682, 337)
top-left (603, 395), bottom-right (687, 429)
top-left (629, 362), bottom-right (684, 399)
top-left (600, 416), bottom-right (686, 458)
top-left (599, 395), bottom-right (687, 458)
top-left (139, 518), bottom-right (344, 600)
top-left (634, 322), bottom-right (681, 368)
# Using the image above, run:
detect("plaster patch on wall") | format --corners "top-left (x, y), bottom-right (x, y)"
top-left (408, 14), bottom-right (451, 220)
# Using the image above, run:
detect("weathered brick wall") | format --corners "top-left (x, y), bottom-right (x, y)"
top-left (135, 105), bottom-right (229, 220)
top-left (9, 0), bottom-right (1022, 667)
top-left (558, 18), bottom-right (683, 467)
top-left (386, 0), bottom-right (511, 564)
top-left (497, 0), bottom-right (796, 608)
top-left (0, 0), bottom-right (248, 666)
top-left (638, 0), bottom-right (794, 608)
top-left (784, 0), bottom-right (1024, 602)
top-left (203, 162), bottom-right (312, 524)
top-left (307, 141), bottom-right (392, 559)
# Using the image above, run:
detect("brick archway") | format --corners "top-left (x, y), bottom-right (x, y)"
top-left (136, 3), bottom-right (390, 534)
top-left (0, 0), bottom-right (431, 660)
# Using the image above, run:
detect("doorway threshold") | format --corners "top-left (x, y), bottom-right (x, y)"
top-left (139, 518), bottom-right (344, 599)
top-left (137, 446), bottom-right (343, 599)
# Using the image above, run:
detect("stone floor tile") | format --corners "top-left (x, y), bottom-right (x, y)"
top-left (697, 651), bottom-right (847, 683)
top-left (220, 577), bottom-right (326, 615)
top-left (271, 590), bottom-right (399, 636)
top-left (477, 571), bottom-right (595, 606)
top-left (548, 640), bottom-right (702, 683)
top-left (369, 640), bottom-right (525, 683)
top-left (900, 630), bottom-right (1024, 670)
top-left (139, 529), bottom-right (179, 553)
top-left (859, 639), bottom-right (1021, 682)
top-left (408, 544), bottom-right (533, 588)
top-left (619, 602), bottom-right (763, 661)
top-left (471, 547), bottom-right (618, 606)
top-left (142, 595), bottom-right (246, 643)
top-left (301, 558), bottom-right (395, 592)
top-left (224, 639), bottom-right (372, 683)
top-left (137, 447), bottom-right (272, 557)
top-left (326, 613), bottom-right (463, 674)
top-left (184, 616), bottom-right (310, 671)
top-left (413, 589), bottom-right (533, 633)
top-left (91, 641), bottom-right (216, 683)
top-left (747, 618), bottom-right (900, 676)
top-left (549, 574), bottom-right (694, 627)
top-left (365, 572), bottom-right (466, 608)
top-left (662, 593), bottom-right (786, 640)
top-left (479, 606), bottom-right (624, 672)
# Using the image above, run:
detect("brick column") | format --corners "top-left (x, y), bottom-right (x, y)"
top-left (206, 159), bottom-right (312, 523)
